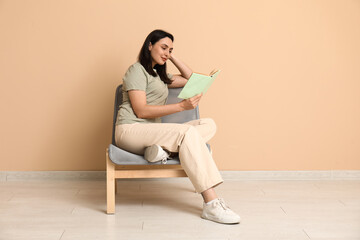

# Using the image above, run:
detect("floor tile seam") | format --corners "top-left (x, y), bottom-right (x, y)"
top-left (58, 229), bottom-right (65, 240)
top-left (2, 170), bottom-right (360, 181)
top-left (302, 229), bottom-right (311, 239)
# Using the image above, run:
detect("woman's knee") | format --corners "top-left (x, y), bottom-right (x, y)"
top-left (201, 118), bottom-right (217, 133)
top-left (183, 125), bottom-right (200, 139)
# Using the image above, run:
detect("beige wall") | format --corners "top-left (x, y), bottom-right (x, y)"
top-left (0, 0), bottom-right (359, 171)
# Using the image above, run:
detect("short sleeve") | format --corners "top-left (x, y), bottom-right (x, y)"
top-left (123, 64), bottom-right (147, 92)
top-left (167, 72), bottom-right (173, 80)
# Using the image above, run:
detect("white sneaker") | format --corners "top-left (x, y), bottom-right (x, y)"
top-left (201, 198), bottom-right (241, 224)
top-left (144, 144), bottom-right (169, 164)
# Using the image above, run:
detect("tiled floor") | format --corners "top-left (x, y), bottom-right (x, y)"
top-left (0, 178), bottom-right (359, 240)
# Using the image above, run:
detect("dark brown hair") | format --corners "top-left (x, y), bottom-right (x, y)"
top-left (138, 29), bottom-right (174, 84)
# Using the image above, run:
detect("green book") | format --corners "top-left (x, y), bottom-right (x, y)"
top-left (178, 69), bottom-right (221, 99)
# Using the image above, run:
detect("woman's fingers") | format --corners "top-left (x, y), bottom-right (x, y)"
top-left (181, 93), bottom-right (203, 110)
top-left (189, 93), bottom-right (202, 107)
top-left (190, 93), bottom-right (202, 102)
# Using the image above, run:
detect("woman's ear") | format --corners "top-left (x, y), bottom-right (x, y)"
top-left (148, 43), bottom-right (152, 51)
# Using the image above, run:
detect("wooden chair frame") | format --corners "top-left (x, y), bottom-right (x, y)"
top-left (106, 148), bottom-right (187, 214)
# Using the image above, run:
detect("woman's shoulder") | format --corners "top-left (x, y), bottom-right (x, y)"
top-left (127, 62), bottom-right (147, 74)
top-left (123, 62), bottom-right (148, 83)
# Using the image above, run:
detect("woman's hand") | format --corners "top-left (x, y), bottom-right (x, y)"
top-left (168, 54), bottom-right (192, 80)
top-left (179, 93), bottom-right (203, 110)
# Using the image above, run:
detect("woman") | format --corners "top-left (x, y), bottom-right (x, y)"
top-left (115, 29), bottom-right (240, 224)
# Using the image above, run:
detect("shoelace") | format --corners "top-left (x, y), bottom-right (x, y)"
top-left (161, 157), bottom-right (167, 164)
top-left (216, 199), bottom-right (230, 211)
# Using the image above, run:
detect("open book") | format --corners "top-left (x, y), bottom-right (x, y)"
top-left (178, 69), bottom-right (220, 99)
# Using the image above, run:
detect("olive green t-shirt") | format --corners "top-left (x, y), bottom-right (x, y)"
top-left (116, 62), bottom-right (173, 125)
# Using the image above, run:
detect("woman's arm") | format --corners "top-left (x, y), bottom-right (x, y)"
top-left (129, 90), bottom-right (202, 119)
top-left (168, 74), bottom-right (188, 88)
top-left (169, 54), bottom-right (192, 79)
top-left (167, 54), bottom-right (193, 88)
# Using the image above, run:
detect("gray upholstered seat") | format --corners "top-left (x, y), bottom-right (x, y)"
top-left (108, 85), bottom-right (200, 165)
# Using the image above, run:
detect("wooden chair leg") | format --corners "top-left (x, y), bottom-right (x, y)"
top-left (115, 179), bottom-right (118, 194)
top-left (106, 148), bottom-right (115, 214)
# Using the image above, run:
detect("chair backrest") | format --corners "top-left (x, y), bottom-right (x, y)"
top-left (111, 84), bottom-right (199, 145)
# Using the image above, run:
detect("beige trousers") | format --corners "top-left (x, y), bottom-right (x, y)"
top-left (115, 118), bottom-right (223, 193)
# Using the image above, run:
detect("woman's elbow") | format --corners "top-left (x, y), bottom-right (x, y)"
top-left (133, 108), bottom-right (149, 119)
top-left (186, 71), bottom-right (193, 80)
top-left (134, 111), bottom-right (145, 119)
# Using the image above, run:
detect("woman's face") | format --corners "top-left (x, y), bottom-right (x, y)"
top-left (149, 37), bottom-right (173, 67)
